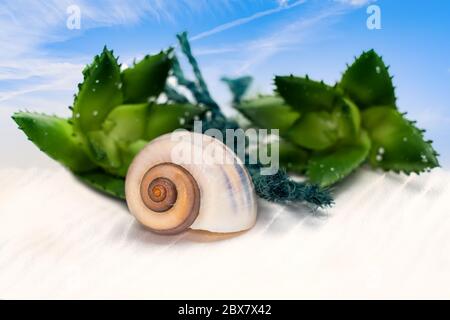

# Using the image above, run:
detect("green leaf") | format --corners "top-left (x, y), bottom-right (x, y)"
top-left (12, 112), bottom-right (96, 172)
top-left (340, 50), bottom-right (396, 109)
top-left (126, 139), bottom-right (148, 156)
top-left (286, 111), bottom-right (339, 150)
top-left (85, 138), bottom-right (148, 179)
top-left (87, 130), bottom-right (122, 171)
top-left (236, 96), bottom-right (300, 134)
top-left (86, 103), bottom-right (203, 177)
top-left (274, 76), bottom-right (339, 112)
top-left (278, 140), bottom-right (310, 174)
top-left (118, 139), bottom-right (148, 175)
top-left (362, 106), bottom-right (439, 173)
top-left (72, 47), bottom-right (123, 133)
top-left (103, 103), bottom-right (203, 142)
top-left (259, 139), bottom-right (310, 174)
top-left (76, 170), bottom-right (125, 199)
top-left (332, 97), bottom-right (361, 140)
top-left (102, 103), bottom-right (149, 143)
top-left (121, 51), bottom-right (172, 103)
top-left (144, 103), bottom-right (204, 141)
top-left (308, 130), bottom-right (371, 187)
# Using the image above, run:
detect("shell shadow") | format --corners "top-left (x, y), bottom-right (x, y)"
top-left (111, 180), bottom-right (340, 245)
top-left (122, 219), bottom-right (246, 245)
top-left (183, 229), bottom-right (247, 242)
top-left (253, 199), bottom-right (329, 236)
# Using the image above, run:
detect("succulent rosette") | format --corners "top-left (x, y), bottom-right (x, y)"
top-left (13, 33), bottom-right (333, 208)
top-left (235, 50), bottom-right (439, 186)
top-left (13, 48), bottom-right (203, 198)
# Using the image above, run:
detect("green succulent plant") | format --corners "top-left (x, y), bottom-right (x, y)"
top-left (13, 47), bottom-right (204, 198)
top-left (12, 33), bottom-right (333, 208)
top-left (233, 50), bottom-right (439, 186)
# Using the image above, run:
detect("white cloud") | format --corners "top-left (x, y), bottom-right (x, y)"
top-left (186, 1), bottom-right (359, 77)
top-left (231, 5), bottom-right (348, 74)
top-left (0, 0), bottom-right (153, 111)
top-left (277, 0), bottom-right (289, 7)
top-left (0, 0), bottom-right (245, 110)
top-left (335, 0), bottom-right (375, 7)
top-left (189, 2), bottom-right (358, 111)
top-left (194, 47), bottom-right (241, 56)
top-left (0, 0), bottom-right (367, 113)
top-left (190, 0), bottom-right (306, 41)
top-left (0, 60), bottom-right (83, 104)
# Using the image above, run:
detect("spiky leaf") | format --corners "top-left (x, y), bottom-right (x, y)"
top-left (236, 96), bottom-right (300, 134)
top-left (102, 103), bottom-right (149, 143)
top-left (340, 50), bottom-right (396, 109)
top-left (72, 47), bottom-right (123, 133)
top-left (362, 106), bottom-right (439, 173)
top-left (103, 103), bottom-right (203, 142)
top-left (259, 139), bottom-right (310, 174)
top-left (275, 76), bottom-right (339, 112)
top-left (87, 130), bottom-right (122, 171)
top-left (85, 139), bottom-right (148, 178)
top-left (86, 103), bottom-right (204, 176)
top-left (77, 170), bottom-right (125, 199)
top-left (121, 51), bottom-right (172, 104)
top-left (308, 130), bottom-right (371, 187)
top-left (287, 111), bottom-right (338, 150)
top-left (12, 112), bottom-right (96, 172)
top-left (144, 103), bottom-right (204, 141)
top-left (118, 139), bottom-right (149, 176)
top-left (278, 140), bottom-right (310, 174)
top-left (333, 97), bottom-right (361, 140)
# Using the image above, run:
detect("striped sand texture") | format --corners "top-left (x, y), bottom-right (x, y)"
top-left (0, 166), bottom-right (449, 299)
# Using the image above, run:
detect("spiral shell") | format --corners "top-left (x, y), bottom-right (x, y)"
top-left (125, 131), bottom-right (257, 234)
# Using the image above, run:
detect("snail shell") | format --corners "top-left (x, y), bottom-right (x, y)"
top-left (125, 131), bottom-right (257, 235)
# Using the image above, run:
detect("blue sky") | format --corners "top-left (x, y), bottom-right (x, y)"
top-left (0, 0), bottom-right (449, 168)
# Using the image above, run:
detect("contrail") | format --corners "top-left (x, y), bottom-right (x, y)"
top-left (190, 0), bottom-right (307, 41)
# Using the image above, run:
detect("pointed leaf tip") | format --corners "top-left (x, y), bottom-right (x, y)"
top-left (340, 50), bottom-right (396, 109)
top-left (307, 130), bottom-right (371, 187)
top-left (121, 51), bottom-right (171, 104)
top-left (13, 112), bottom-right (96, 172)
top-left (275, 75), bottom-right (339, 113)
top-left (72, 46), bottom-right (123, 134)
top-left (362, 106), bottom-right (439, 173)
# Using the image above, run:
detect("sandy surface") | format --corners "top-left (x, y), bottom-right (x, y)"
top-left (0, 166), bottom-right (449, 299)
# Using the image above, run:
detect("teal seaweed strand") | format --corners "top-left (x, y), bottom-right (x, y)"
top-left (169, 32), bottom-right (333, 208)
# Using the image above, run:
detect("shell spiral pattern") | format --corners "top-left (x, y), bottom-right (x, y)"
top-left (125, 131), bottom-right (257, 234)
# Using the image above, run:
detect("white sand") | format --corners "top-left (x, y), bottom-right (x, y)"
top-left (0, 166), bottom-right (449, 299)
